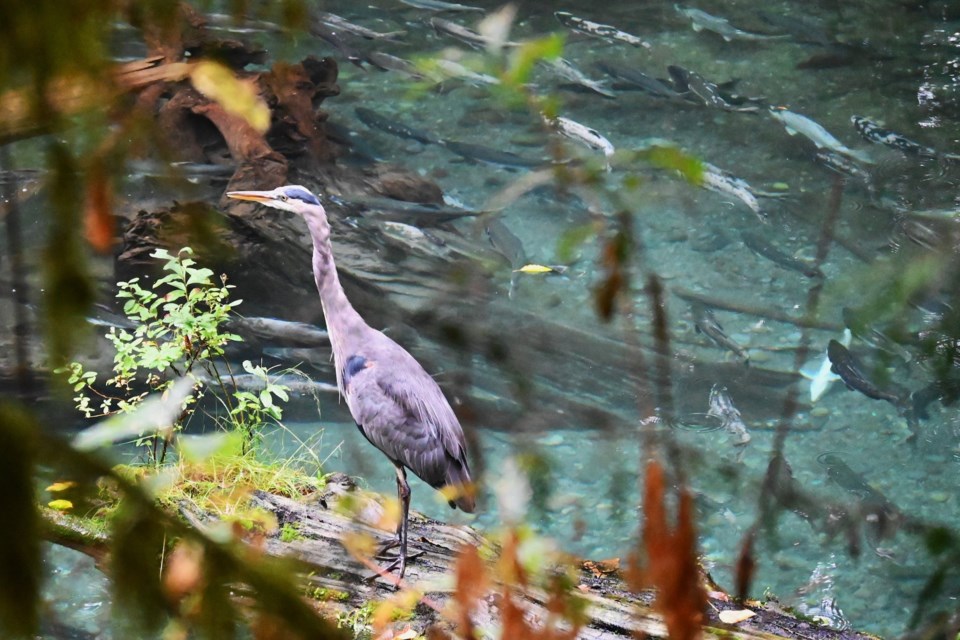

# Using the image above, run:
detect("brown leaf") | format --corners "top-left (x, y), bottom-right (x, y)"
top-left (641, 460), bottom-right (706, 640)
top-left (500, 590), bottom-right (534, 639)
top-left (594, 269), bottom-right (623, 321)
top-left (163, 541), bottom-right (204, 603)
top-left (84, 161), bottom-right (114, 253)
top-left (582, 557), bottom-right (621, 578)
top-left (454, 544), bottom-right (488, 637)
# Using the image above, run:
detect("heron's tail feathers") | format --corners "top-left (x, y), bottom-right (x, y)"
top-left (441, 463), bottom-right (476, 513)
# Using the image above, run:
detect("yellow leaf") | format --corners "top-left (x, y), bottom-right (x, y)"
top-left (514, 264), bottom-right (554, 274)
top-left (45, 481), bottom-right (77, 492)
top-left (342, 531), bottom-right (376, 560)
top-left (47, 500), bottom-right (73, 511)
top-left (718, 609), bottom-right (757, 624)
top-left (190, 61), bottom-right (270, 133)
top-left (376, 497), bottom-right (402, 533)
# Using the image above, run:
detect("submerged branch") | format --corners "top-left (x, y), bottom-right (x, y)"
top-left (673, 287), bottom-right (843, 332)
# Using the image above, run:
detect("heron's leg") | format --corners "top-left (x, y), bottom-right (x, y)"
top-left (379, 465), bottom-right (412, 580)
top-left (375, 466), bottom-right (407, 557)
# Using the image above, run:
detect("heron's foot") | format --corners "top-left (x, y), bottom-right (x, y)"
top-left (375, 537), bottom-right (424, 561)
top-left (364, 553), bottom-right (411, 585)
top-left (374, 537), bottom-right (401, 559)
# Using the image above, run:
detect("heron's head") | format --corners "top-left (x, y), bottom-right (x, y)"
top-left (226, 185), bottom-right (323, 216)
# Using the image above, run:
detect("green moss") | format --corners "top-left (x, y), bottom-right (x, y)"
top-left (59, 457), bottom-right (327, 539)
top-left (336, 601), bottom-right (376, 639)
top-left (279, 523), bottom-right (303, 542)
top-left (309, 586), bottom-right (350, 602)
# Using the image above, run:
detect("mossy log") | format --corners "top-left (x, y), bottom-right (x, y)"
top-left (43, 474), bottom-right (877, 640)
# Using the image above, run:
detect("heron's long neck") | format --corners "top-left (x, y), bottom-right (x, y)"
top-left (303, 210), bottom-right (366, 364)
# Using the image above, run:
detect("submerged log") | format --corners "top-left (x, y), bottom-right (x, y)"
top-left (42, 475), bottom-right (878, 640)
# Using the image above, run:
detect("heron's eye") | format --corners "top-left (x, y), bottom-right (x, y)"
top-left (278, 194), bottom-right (288, 202)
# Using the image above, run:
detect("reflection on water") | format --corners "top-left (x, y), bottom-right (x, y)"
top-left (20, 0), bottom-right (960, 637)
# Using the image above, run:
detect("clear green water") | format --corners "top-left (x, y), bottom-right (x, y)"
top-left (26, 1), bottom-right (960, 637)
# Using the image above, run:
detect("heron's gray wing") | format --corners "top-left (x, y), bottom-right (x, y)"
top-left (343, 348), bottom-right (469, 487)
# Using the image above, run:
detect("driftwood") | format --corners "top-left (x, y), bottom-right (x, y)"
top-left (43, 474), bottom-right (878, 640)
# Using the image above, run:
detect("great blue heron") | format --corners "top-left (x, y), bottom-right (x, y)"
top-left (226, 185), bottom-right (475, 580)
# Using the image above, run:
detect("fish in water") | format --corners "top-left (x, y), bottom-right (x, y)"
top-left (692, 303), bottom-right (750, 365)
top-left (545, 115), bottom-right (615, 159)
top-left (308, 19), bottom-right (366, 67)
top-left (316, 12), bottom-right (405, 41)
top-left (851, 115), bottom-right (960, 161)
top-left (400, 0), bottom-right (484, 12)
top-left (434, 59), bottom-right (501, 85)
top-left (827, 340), bottom-right (907, 408)
top-left (816, 453), bottom-right (901, 537)
top-left (327, 194), bottom-right (481, 226)
top-left (768, 108), bottom-right (874, 164)
top-left (441, 139), bottom-right (545, 168)
top-left (430, 17), bottom-right (520, 49)
top-left (355, 107), bottom-right (441, 145)
top-left (485, 216), bottom-right (527, 298)
top-left (701, 162), bottom-right (766, 220)
top-left (541, 58), bottom-right (616, 98)
top-left (595, 61), bottom-right (684, 100)
top-left (675, 4), bottom-right (787, 42)
top-left (740, 230), bottom-right (823, 278)
top-left (325, 121), bottom-right (383, 164)
top-left (366, 51), bottom-right (425, 79)
top-left (707, 384), bottom-right (752, 457)
top-left (814, 149), bottom-right (875, 193)
top-left (667, 65), bottom-right (759, 112)
top-left (800, 328), bottom-right (851, 402)
top-left (554, 11), bottom-right (651, 49)
top-left (841, 307), bottom-right (913, 364)
top-left (755, 10), bottom-right (834, 47)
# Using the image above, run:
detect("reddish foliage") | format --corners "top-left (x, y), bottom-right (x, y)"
top-left (640, 460), bottom-right (706, 640)
top-left (454, 544), bottom-right (488, 638)
top-left (84, 162), bottom-right (114, 253)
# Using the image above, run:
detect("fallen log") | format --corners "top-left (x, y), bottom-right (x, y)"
top-left (41, 473), bottom-right (878, 640)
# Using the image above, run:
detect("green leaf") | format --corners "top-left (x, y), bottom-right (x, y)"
top-left (186, 267), bottom-right (215, 286)
top-left (259, 390), bottom-right (274, 407)
top-left (637, 145), bottom-right (704, 185)
top-left (503, 33), bottom-right (564, 87)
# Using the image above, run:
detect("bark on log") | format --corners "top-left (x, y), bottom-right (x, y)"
top-left (41, 475), bottom-right (878, 640)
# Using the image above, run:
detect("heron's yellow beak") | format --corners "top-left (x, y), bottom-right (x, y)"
top-left (225, 190), bottom-right (275, 203)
